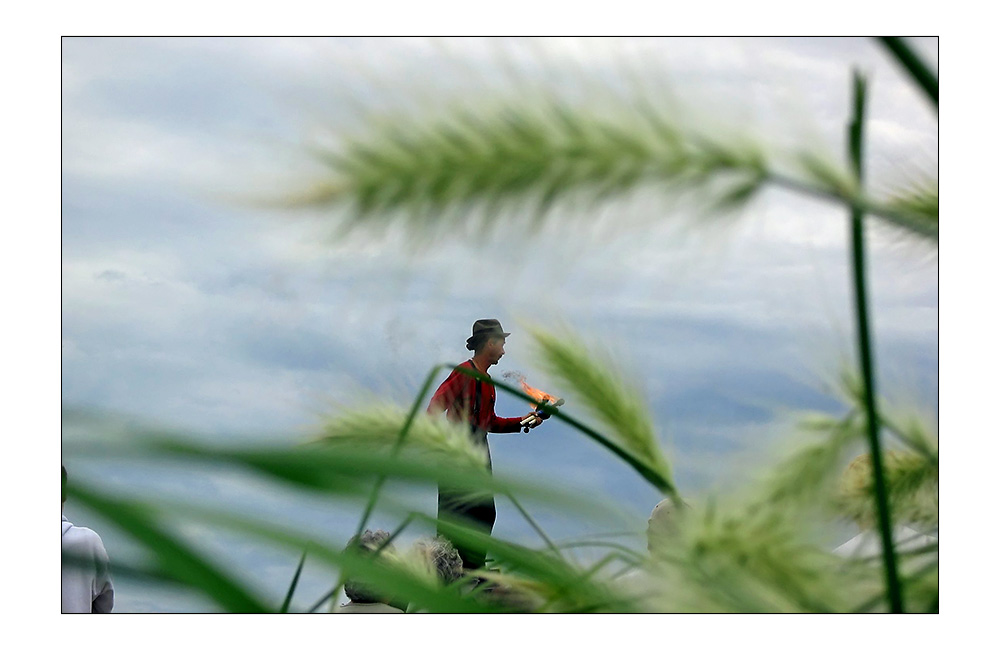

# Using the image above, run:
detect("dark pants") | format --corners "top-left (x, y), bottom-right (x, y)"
top-left (437, 487), bottom-right (496, 571)
top-left (437, 428), bottom-right (495, 570)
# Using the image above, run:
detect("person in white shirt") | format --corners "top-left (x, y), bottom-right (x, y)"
top-left (62, 466), bottom-right (114, 613)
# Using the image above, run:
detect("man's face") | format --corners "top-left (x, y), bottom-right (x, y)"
top-left (485, 337), bottom-right (506, 365)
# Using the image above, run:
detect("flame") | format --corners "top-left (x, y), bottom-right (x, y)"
top-left (503, 371), bottom-right (563, 408)
top-left (519, 379), bottom-right (561, 408)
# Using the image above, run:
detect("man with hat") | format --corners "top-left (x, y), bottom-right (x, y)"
top-left (427, 319), bottom-right (543, 571)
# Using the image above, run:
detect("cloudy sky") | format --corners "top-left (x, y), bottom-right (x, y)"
top-left (57, 36), bottom-right (939, 613)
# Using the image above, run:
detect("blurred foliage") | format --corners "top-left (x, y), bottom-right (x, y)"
top-left (64, 323), bottom-right (938, 612)
top-left (288, 77), bottom-right (935, 241)
top-left (63, 38), bottom-right (937, 613)
top-left (835, 450), bottom-right (938, 530)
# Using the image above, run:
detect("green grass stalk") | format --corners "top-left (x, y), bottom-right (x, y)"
top-left (280, 547), bottom-right (308, 613)
top-left (877, 37), bottom-right (938, 111)
top-left (848, 69), bottom-right (903, 612)
top-left (506, 492), bottom-right (564, 559)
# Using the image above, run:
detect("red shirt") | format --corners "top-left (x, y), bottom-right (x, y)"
top-left (427, 360), bottom-right (523, 434)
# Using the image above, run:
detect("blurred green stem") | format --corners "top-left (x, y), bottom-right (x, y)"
top-left (878, 37), bottom-right (938, 111)
top-left (558, 540), bottom-right (646, 565)
top-left (767, 173), bottom-right (937, 240)
top-left (506, 492), bottom-right (563, 559)
top-left (280, 547), bottom-right (308, 613)
top-left (848, 69), bottom-right (903, 613)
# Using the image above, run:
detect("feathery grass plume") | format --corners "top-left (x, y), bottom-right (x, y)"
top-left (643, 499), bottom-right (869, 613)
top-left (525, 325), bottom-right (674, 494)
top-left (874, 400), bottom-right (938, 523)
top-left (290, 94), bottom-right (776, 236)
top-left (282, 84), bottom-right (936, 244)
top-left (797, 150), bottom-right (858, 200)
top-left (835, 451), bottom-right (938, 530)
top-left (896, 561), bottom-right (938, 613)
top-left (825, 365), bottom-right (938, 528)
top-left (879, 404), bottom-right (938, 464)
top-left (758, 410), bottom-right (864, 511)
top-left (830, 363), bottom-right (938, 459)
top-left (759, 363), bottom-right (938, 520)
top-left (313, 402), bottom-right (489, 472)
top-left (787, 150), bottom-right (931, 241)
top-left (882, 178), bottom-right (938, 239)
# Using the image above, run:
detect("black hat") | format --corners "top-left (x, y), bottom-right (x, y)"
top-left (466, 319), bottom-right (511, 350)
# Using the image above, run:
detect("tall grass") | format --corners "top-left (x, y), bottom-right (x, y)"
top-left (64, 321), bottom-right (937, 612)
top-left (62, 37), bottom-right (937, 612)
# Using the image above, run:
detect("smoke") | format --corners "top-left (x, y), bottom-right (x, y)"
top-left (502, 370), bottom-right (526, 383)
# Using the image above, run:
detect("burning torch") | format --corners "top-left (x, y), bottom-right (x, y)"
top-left (505, 372), bottom-right (565, 433)
top-left (519, 397), bottom-right (565, 432)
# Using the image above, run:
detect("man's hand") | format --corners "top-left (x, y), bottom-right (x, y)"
top-left (521, 412), bottom-right (544, 429)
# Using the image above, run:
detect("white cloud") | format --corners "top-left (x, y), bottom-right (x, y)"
top-left (62, 253), bottom-right (198, 332)
top-left (62, 115), bottom-right (200, 181)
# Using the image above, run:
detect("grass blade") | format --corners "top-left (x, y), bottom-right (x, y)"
top-left (847, 69), bottom-right (903, 612)
top-left (877, 37), bottom-right (938, 111)
top-left (280, 547), bottom-right (308, 613)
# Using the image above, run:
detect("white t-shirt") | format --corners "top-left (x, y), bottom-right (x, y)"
top-left (62, 515), bottom-right (114, 613)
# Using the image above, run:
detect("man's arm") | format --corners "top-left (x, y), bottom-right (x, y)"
top-left (489, 415), bottom-right (525, 433)
top-left (487, 387), bottom-right (543, 433)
